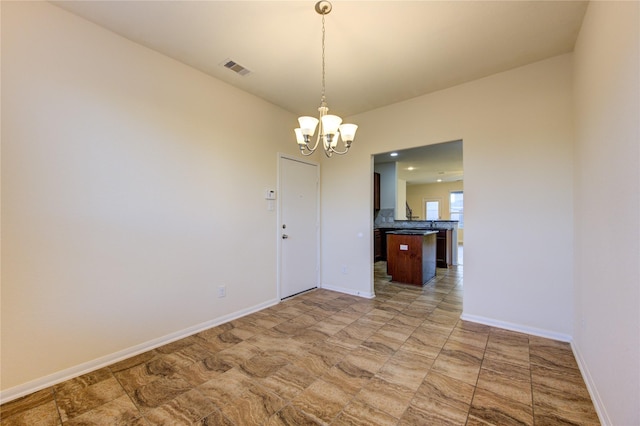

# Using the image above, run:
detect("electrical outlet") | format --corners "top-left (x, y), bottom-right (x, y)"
top-left (218, 285), bottom-right (226, 298)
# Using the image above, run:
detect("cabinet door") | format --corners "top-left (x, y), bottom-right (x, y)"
top-left (373, 173), bottom-right (381, 211)
top-left (380, 228), bottom-right (390, 261)
top-left (387, 234), bottom-right (423, 286)
top-left (435, 230), bottom-right (452, 268)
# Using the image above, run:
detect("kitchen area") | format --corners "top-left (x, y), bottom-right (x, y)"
top-left (373, 141), bottom-right (462, 286)
top-left (374, 213), bottom-right (459, 286)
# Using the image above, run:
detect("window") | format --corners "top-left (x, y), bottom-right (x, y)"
top-left (450, 191), bottom-right (464, 228)
top-left (425, 200), bottom-right (440, 220)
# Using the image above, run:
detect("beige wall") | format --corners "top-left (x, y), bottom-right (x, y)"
top-left (396, 179), bottom-right (407, 220)
top-left (572, 2), bottom-right (639, 424)
top-left (406, 181), bottom-right (464, 242)
top-left (321, 54), bottom-right (574, 338)
top-left (1, 2), bottom-right (298, 395)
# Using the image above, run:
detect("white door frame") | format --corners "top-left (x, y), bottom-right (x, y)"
top-left (277, 153), bottom-right (321, 300)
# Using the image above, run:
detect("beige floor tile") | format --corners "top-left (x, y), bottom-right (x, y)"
top-left (332, 399), bottom-right (398, 426)
top-left (414, 370), bottom-right (475, 413)
top-left (0, 388), bottom-right (57, 421)
top-left (264, 404), bottom-right (323, 425)
top-left (129, 375), bottom-right (193, 412)
top-left (291, 379), bottom-right (350, 424)
top-left (0, 396), bottom-right (61, 426)
top-left (354, 376), bottom-right (415, 419)
top-left (62, 395), bottom-right (143, 426)
top-left (343, 345), bottom-right (390, 375)
top-left (219, 381), bottom-right (285, 425)
top-left (377, 349), bottom-right (432, 391)
top-left (56, 376), bottom-right (127, 422)
top-left (399, 400), bottom-right (469, 425)
top-left (321, 360), bottom-right (375, 396)
top-left (469, 387), bottom-right (533, 426)
top-left (114, 357), bottom-right (182, 394)
top-left (239, 353), bottom-right (289, 379)
top-left (258, 363), bottom-right (318, 401)
top-left (477, 359), bottom-right (532, 407)
top-left (430, 346), bottom-right (483, 386)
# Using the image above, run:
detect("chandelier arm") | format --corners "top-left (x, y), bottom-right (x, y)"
top-left (306, 132), bottom-right (322, 154)
top-left (328, 145), bottom-right (350, 155)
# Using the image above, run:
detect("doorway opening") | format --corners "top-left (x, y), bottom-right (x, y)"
top-left (372, 140), bottom-right (464, 284)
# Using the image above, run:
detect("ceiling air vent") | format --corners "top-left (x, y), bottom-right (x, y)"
top-left (221, 59), bottom-right (251, 76)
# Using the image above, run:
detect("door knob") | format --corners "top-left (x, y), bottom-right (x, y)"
top-left (282, 234), bottom-right (289, 239)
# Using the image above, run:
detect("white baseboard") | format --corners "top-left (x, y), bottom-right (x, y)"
top-left (0, 298), bottom-right (280, 404)
top-left (570, 341), bottom-right (611, 426)
top-left (460, 312), bottom-right (572, 342)
top-left (320, 283), bottom-right (375, 299)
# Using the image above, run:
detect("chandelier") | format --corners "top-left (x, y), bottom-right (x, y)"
top-left (294, 1), bottom-right (358, 157)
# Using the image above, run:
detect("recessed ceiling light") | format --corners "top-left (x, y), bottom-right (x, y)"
top-left (407, 167), bottom-right (415, 171)
top-left (390, 152), bottom-right (398, 157)
top-left (437, 179), bottom-right (443, 182)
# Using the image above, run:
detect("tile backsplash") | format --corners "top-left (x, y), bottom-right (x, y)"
top-left (374, 209), bottom-right (395, 226)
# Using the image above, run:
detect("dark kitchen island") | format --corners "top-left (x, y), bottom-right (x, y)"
top-left (386, 230), bottom-right (437, 286)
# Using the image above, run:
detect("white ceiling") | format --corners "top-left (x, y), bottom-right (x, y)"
top-left (51, 0), bottom-right (588, 184)
top-left (375, 140), bottom-right (464, 185)
top-left (52, 0), bottom-right (587, 118)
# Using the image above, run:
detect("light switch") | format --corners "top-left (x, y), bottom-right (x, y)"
top-left (265, 189), bottom-right (276, 200)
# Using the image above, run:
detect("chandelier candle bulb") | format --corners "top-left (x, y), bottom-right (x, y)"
top-left (330, 134), bottom-right (338, 149)
top-left (294, 128), bottom-right (305, 145)
top-left (295, 1), bottom-right (358, 158)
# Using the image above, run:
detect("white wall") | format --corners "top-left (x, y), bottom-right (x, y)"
top-left (396, 178), bottom-right (407, 220)
top-left (322, 54), bottom-right (574, 338)
top-left (572, 2), bottom-right (639, 425)
top-left (374, 162), bottom-right (396, 209)
top-left (1, 2), bottom-right (297, 395)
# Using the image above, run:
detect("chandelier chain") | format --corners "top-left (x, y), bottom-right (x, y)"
top-left (321, 11), bottom-right (326, 104)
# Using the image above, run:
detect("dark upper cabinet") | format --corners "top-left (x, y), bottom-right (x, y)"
top-left (373, 172), bottom-right (380, 211)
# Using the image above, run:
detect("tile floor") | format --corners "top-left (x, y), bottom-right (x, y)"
top-left (1, 263), bottom-right (599, 425)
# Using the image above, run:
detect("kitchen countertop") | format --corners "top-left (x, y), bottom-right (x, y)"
top-left (386, 230), bottom-right (438, 235)
top-left (375, 220), bottom-right (458, 230)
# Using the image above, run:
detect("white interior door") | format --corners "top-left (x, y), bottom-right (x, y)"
top-left (279, 155), bottom-right (319, 299)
